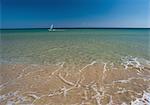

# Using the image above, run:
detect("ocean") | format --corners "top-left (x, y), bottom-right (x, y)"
top-left (1, 29), bottom-right (150, 64)
top-left (0, 29), bottom-right (150, 105)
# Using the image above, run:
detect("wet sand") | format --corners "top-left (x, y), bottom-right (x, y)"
top-left (0, 62), bottom-right (150, 105)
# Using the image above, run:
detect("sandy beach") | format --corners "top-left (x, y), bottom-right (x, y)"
top-left (1, 61), bottom-right (150, 105)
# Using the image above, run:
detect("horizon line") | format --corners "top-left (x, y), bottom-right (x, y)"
top-left (1, 27), bottom-right (150, 30)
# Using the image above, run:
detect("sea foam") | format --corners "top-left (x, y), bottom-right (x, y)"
top-left (121, 56), bottom-right (150, 70)
top-left (131, 91), bottom-right (150, 105)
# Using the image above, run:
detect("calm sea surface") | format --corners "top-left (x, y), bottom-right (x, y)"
top-left (1, 29), bottom-right (150, 64)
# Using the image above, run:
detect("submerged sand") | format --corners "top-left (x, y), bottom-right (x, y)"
top-left (0, 60), bottom-right (150, 105)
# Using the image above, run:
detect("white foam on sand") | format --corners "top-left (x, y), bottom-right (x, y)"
top-left (131, 91), bottom-right (150, 105)
top-left (121, 56), bottom-right (150, 70)
top-left (79, 61), bottom-right (96, 72)
top-left (0, 91), bottom-right (19, 103)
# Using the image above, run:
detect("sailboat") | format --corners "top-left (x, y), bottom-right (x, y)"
top-left (48, 24), bottom-right (64, 32)
top-left (48, 24), bottom-right (55, 31)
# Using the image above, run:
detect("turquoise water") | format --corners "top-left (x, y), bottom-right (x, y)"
top-left (1, 29), bottom-right (150, 64)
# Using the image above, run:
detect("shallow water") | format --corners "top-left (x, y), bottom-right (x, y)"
top-left (0, 29), bottom-right (150, 105)
top-left (1, 29), bottom-right (150, 64)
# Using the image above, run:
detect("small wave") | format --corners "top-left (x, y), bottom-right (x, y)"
top-left (121, 56), bottom-right (150, 70)
top-left (131, 91), bottom-right (150, 105)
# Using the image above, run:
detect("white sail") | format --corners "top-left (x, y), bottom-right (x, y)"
top-left (50, 24), bottom-right (54, 30)
top-left (48, 24), bottom-right (54, 31)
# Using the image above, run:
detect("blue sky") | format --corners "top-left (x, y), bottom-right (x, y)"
top-left (1, 0), bottom-right (150, 28)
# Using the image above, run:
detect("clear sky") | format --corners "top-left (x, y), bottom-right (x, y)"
top-left (1, 0), bottom-right (150, 28)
